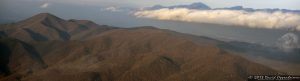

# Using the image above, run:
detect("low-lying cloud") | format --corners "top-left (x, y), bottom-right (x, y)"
top-left (277, 32), bottom-right (300, 52)
top-left (101, 6), bottom-right (121, 12)
top-left (40, 3), bottom-right (50, 8)
top-left (134, 8), bottom-right (300, 30)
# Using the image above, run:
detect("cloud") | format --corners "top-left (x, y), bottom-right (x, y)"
top-left (276, 32), bottom-right (300, 52)
top-left (134, 8), bottom-right (300, 31)
top-left (40, 3), bottom-right (50, 8)
top-left (101, 6), bottom-right (121, 12)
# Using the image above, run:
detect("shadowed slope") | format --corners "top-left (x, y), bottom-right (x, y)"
top-left (0, 38), bottom-right (47, 81)
top-left (0, 42), bottom-right (11, 76)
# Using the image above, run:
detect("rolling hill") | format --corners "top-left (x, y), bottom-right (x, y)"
top-left (0, 13), bottom-right (282, 81)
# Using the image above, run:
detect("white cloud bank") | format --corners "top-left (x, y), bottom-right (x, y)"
top-left (134, 8), bottom-right (300, 31)
top-left (101, 6), bottom-right (121, 12)
top-left (40, 3), bottom-right (50, 8)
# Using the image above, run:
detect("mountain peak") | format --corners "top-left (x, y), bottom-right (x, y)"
top-left (36, 13), bottom-right (54, 16)
top-left (35, 13), bottom-right (56, 18)
top-left (188, 2), bottom-right (211, 9)
top-left (17, 13), bottom-right (65, 26)
top-left (31, 13), bottom-right (62, 21)
top-left (191, 2), bottom-right (207, 6)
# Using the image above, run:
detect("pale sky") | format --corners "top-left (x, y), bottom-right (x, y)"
top-left (55, 0), bottom-right (300, 9)
top-left (2, 0), bottom-right (299, 9)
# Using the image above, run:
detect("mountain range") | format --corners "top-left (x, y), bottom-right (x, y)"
top-left (145, 2), bottom-right (211, 10)
top-left (145, 2), bottom-right (300, 14)
top-left (0, 13), bottom-right (290, 81)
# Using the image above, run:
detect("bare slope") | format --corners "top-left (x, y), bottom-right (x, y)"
top-left (0, 13), bottom-right (281, 81)
top-left (23, 28), bottom-right (279, 81)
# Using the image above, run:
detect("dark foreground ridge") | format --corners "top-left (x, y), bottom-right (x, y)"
top-left (0, 13), bottom-right (281, 81)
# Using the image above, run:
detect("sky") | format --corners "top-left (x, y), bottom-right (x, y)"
top-left (1, 0), bottom-right (300, 9)
top-left (55, 0), bottom-right (298, 10)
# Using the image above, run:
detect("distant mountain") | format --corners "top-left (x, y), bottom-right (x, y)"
top-left (0, 13), bottom-right (282, 81)
top-left (217, 6), bottom-right (246, 10)
top-left (145, 2), bottom-right (300, 14)
top-left (146, 2), bottom-right (211, 10)
top-left (216, 6), bottom-right (300, 14)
